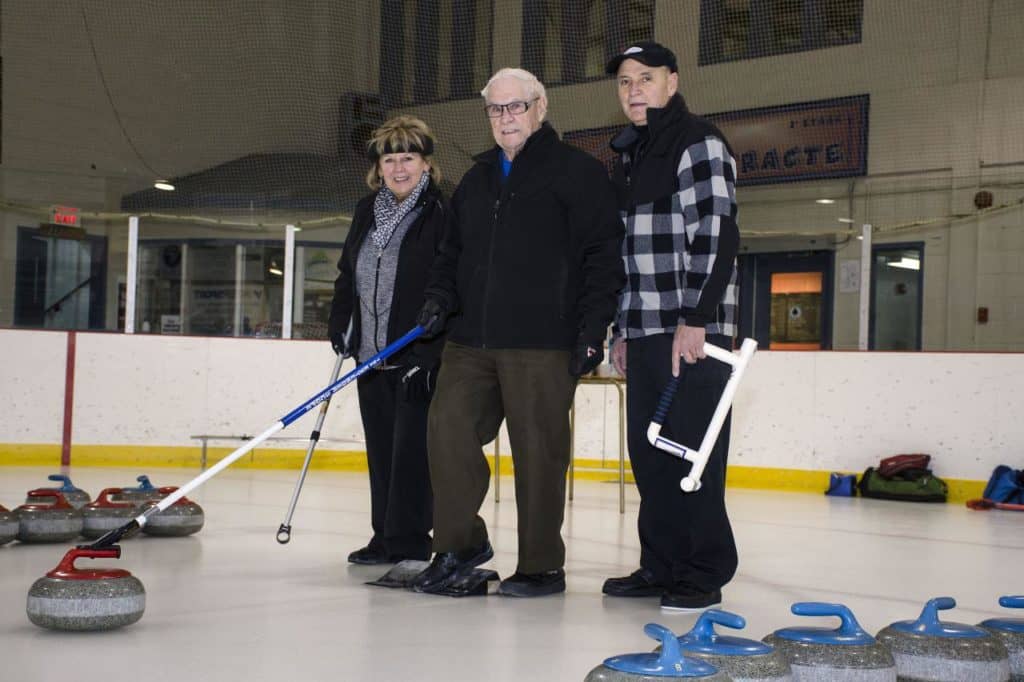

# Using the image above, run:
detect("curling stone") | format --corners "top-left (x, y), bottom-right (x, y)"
top-left (0, 504), bottom-right (18, 545)
top-left (15, 490), bottom-right (84, 543)
top-left (27, 474), bottom-right (91, 508)
top-left (113, 475), bottom-right (164, 503)
top-left (763, 603), bottom-right (896, 681)
top-left (979, 596), bottom-right (1024, 681)
top-left (81, 488), bottom-right (139, 539)
top-left (27, 547), bottom-right (145, 631)
top-left (585, 623), bottom-right (733, 681)
top-left (876, 597), bottom-right (1010, 681)
top-left (141, 487), bottom-right (204, 537)
top-left (666, 610), bottom-right (793, 681)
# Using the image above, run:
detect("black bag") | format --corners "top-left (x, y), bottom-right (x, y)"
top-left (858, 466), bottom-right (948, 503)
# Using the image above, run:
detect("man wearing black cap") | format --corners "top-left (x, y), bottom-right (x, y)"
top-left (602, 41), bottom-right (741, 612)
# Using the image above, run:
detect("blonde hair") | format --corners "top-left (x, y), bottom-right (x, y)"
top-left (480, 68), bottom-right (548, 121)
top-left (365, 115), bottom-right (442, 190)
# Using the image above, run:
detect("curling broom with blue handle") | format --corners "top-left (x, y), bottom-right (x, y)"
top-left (85, 325), bottom-right (425, 550)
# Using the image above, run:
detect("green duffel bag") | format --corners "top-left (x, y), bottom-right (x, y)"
top-left (858, 466), bottom-right (948, 503)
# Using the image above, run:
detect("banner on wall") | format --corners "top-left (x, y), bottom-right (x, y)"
top-left (564, 94), bottom-right (869, 186)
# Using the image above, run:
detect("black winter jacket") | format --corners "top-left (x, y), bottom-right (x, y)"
top-left (427, 123), bottom-right (624, 350)
top-left (328, 182), bottom-right (448, 368)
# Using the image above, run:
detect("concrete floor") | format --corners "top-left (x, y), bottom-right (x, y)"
top-left (1, 466), bottom-right (1021, 681)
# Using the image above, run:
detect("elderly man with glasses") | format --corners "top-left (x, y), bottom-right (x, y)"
top-left (410, 67), bottom-right (624, 598)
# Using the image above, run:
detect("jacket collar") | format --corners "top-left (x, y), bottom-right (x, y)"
top-left (610, 93), bottom-right (689, 153)
top-left (473, 122), bottom-right (558, 166)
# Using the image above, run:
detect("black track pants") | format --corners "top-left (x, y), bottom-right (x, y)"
top-left (625, 332), bottom-right (738, 592)
top-left (356, 368), bottom-right (433, 559)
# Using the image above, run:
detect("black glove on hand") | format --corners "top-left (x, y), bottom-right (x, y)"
top-left (329, 329), bottom-right (348, 357)
top-left (569, 341), bottom-right (604, 377)
top-left (401, 364), bottom-right (437, 402)
top-left (416, 298), bottom-right (447, 339)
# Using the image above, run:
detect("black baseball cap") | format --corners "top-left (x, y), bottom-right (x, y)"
top-left (605, 41), bottom-right (678, 75)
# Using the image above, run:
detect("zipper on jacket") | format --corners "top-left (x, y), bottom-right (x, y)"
top-left (481, 198), bottom-right (501, 348)
top-left (372, 251), bottom-right (382, 355)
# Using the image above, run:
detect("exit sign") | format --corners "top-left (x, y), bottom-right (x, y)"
top-left (50, 205), bottom-right (81, 226)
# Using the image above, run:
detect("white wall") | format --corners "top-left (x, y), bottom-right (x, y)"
top-left (2, 329), bottom-right (1021, 482)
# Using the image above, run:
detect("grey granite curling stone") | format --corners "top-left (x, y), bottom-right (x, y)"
top-left (979, 596), bottom-right (1024, 681)
top-left (0, 504), bottom-right (18, 545)
top-left (666, 609), bottom-right (792, 681)
top-left (26, 474), bottom-right (91, 508)
top-left (586, 623), bottom-right (734, 681)
top-left (763, 602), bottom-right (896, 681)
top-left (81, 488), bottom-right (139, 539)
top-left (112, 475), bottom-right (164, 504)
top-left (27, 547), bottom-right (145, 631)
top-left (15, 490), bottom-right (84, 542)
top-left (141, 487), bottom-right (204, 537)
top-left (875, 596), bottom-right (1009, 681)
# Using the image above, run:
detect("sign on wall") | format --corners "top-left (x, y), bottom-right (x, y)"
top-left (707, 95), bottom-right (869, 185)
top-left (564, 94), bottom-right (869, 186)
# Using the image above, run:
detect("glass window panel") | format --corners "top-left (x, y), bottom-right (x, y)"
top-left (700, 0), bottom-right (862, 65)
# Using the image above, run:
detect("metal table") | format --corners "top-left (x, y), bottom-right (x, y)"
top-left (493, 374), bottom-right (628, 513)
top-left (190, 435), bottom-right (362, 470)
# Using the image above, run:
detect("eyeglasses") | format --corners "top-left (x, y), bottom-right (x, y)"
top-left (484, 98), bottom-right (539, 118)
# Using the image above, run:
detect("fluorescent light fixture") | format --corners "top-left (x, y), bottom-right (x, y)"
top-left (815, 198), bottom-right (835, 204)
top-left (268, 261), bottom-right (283, 276)
top-left (888, 257), bottom-right (920, 271)
top-left (154, 180), bottom-right (175, 191)
top-left (837, 217), bottom-right (855, 224)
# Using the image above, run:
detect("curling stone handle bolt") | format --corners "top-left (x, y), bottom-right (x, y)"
top-left (58, 547), bottom-right (122, 573)
top-left (276, 525), bottom-right (292, 544)
top-left (644, 623), bottom-right (702, 673)
top-left (691, 609), bottom-right (746, 641)
top-left (999, 595), bottom-right (1024, 609)
top-left (792, 602), bottom-right (871, 638)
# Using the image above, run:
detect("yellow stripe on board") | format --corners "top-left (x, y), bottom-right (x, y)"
top-left (0, 444), bottom-right (985, 503)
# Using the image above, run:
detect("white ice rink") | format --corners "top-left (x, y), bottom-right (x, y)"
top-left (1, 466), bottom-right (1021, 681)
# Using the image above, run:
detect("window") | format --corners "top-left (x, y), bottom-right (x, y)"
top-left (379, 0), bottom-right (494, 107)
top-left (522, 0), bottom-right (655, 86)
top-left (699, 0), bottom-right (863, 66)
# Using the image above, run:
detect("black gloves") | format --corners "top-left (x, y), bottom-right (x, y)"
top-left (416, 298), bottom-right (447, 339)
top-left (329, 328), bottom-right (349, 357)
top-left (401, 364), bottom-right (437, 402)
top-left (569, 341), bottom-right (604, 377)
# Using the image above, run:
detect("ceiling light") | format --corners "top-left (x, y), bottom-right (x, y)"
top-left (815, 198), bottom-right (835, 205)
top-left (268, 261), bottom-right (283, 276)
top-left (154, 180), bottom-right (175, 191)
top-left (837, 217), bottom-right (855, 224)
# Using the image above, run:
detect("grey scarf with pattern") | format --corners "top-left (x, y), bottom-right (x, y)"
top-left (371, 172), bottom-right (430, 251)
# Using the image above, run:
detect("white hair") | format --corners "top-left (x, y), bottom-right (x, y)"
top-left (480, 68), bottom-right (548, 113)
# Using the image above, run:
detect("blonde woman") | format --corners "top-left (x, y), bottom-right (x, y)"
top-left (328, 115), bottom-right (447, 565)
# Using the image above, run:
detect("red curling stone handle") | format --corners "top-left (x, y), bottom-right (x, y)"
top-left (46, 547), bottom-right (133, 580)
top-left (90, 487), bottom-right (134, 509)
top-left (157, 486), bottom-right (192, 505)
top-left (24, 489), bottom-right (73, 510)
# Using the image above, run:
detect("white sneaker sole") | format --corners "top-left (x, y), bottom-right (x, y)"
top-left (659, 601), bottom-right (721, 614)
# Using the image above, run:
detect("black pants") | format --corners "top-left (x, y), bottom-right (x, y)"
top-left (356, 368), bottom-right (433, 559)
top-left (427, 342), bottom-right (577, 574)
top-left (625, 333), bottom-right (737, 593)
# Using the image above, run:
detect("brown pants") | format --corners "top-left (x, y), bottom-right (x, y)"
top-left (427, 342), bottom-right (577, 574)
